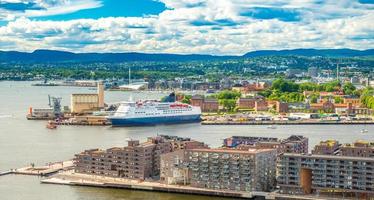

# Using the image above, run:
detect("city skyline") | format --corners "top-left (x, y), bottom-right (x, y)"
top-left (0, 0), bottom-right (373, 55)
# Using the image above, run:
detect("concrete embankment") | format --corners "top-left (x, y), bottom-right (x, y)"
top-left (201, 120), bottom-right (374, 125)
top-left (41, 173), bottom-right (262, 199)
top-left (41, 172), bottom-right (344, 200)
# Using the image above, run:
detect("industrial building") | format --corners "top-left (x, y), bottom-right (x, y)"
top-left (70, 81), bottom-right (104, 113)
top-left (74, 135), bottom-right (206, 180)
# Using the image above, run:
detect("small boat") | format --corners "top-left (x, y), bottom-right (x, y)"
top-left (267, 125), bottom-right (277, 129)
top-left (361, 129), bottom-right (368, 133)
top-left (46, 121), bottom-right (57, 129)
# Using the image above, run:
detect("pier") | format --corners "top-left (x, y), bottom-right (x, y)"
top-left (0, 160), bottom-right (73, 177)
top-left (0, 170), bottom-right (14, 176)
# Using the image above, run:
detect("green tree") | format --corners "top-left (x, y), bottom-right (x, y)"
top-left (271, 79), bottom-right (299, 93)
top-left (181, 95), bottom-right (192, 104)
top-left (216, 90), bottom-right (241, 100)
top-left (213, 90), bottom-right (241, 112)
top-left (343, 82), bottom-right (356, 95)
top-left (219, 99), bottom-right (237, 112)
top-left (320, 80), bottom-right (341, 92)
top-left (299, 82), bottom-right (319, 92)
top-left (334, 96), bottom-right (343, 104)
top-left (360, 87), bottom-right (374, 109)
top-left (309, 93), bottom-right (319, 103)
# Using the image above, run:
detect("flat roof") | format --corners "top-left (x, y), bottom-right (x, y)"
top-left (189, 148), bottom-right (275, 154)
top-left (282, 153), bottom-right (374, 161)
top-left (72, 94), bottom-right (98, 96)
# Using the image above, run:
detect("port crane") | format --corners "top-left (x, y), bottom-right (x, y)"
top-left (48, 95), bottom-right (62, 117)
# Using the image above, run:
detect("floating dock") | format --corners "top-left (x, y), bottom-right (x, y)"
top-left (26, 115), bottom-right (56, 120)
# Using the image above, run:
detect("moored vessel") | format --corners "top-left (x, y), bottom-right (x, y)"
top-left (108, 101), bottom-right (201, 126)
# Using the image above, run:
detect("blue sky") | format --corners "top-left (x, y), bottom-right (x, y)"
top-left (0, 0), bottom-right (373, 55)
top-left (33, 0), bottom-right (167, 21)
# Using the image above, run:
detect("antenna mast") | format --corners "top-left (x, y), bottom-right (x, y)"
top-left (336, 62), bottom-right (340, 81)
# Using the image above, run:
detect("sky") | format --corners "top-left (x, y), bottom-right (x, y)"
top-left (0, 0), bottom-right (373, 55)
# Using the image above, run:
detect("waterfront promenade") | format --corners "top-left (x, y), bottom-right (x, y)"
top-left (41, 171), bottom-right (348, 200)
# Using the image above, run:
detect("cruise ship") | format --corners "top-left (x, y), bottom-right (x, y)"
top-left (108, 101), bottom-right (201, 126)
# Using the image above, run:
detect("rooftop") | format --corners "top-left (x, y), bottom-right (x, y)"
top-left (342, 140), bottom-right (374, 148)
top-left (189, 148), bottom-right (275, 154)
top-left (316, 140), bottom-right (339, 147)
top-left (72, 93), bottom-right (98, 96)
top-left (283, 153), bottom-right (374, 162)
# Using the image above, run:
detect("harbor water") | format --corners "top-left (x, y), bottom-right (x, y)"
top-left (0, 81), bottom-right (373, 200)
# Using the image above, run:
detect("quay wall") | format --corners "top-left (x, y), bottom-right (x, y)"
top-left (202, 121), bottom-right (374, 125)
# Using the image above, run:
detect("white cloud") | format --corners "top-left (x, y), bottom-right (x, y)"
top-left (0, 0), bottom-right (373, 55)
top-left (0, 0), bottom-right (102, 20)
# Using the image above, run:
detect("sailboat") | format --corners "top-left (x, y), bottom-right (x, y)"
top-left (360, 113), bottom-right (370, 134)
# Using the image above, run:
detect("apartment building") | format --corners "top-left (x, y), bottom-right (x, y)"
top-left (312, 140), bottom-right (374, 157)
top-left (159, 135), bottom-right (208, 151)
top-left (223, 135), bottom-right (308, 154)
top-left (160, 150), bottom-right (190, 185)
top-left (74, 135), bottom-right (206, 180)
top-left (187, 148), bottom-right (277, 192)
top-left (341, 140), bottom-right (374, 158)
top-left (160, 148), bottom-right (277, 192)
top-left (312, 140), bottom-right (341, 155)
top-left (278, 153), bottom-right (374, 198)
top-left (224, 136), bottom-right (278, 148)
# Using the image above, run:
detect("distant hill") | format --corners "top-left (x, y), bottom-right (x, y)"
top-left (0, 49), bottom-right (235, 63)
top-left (0, 48), bottom-right (373, 63)
top-left (243, 49), bottom-right (374, 58)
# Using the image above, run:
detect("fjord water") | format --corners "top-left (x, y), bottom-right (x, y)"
top-left (0, 81), bottom-right (372, 200)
